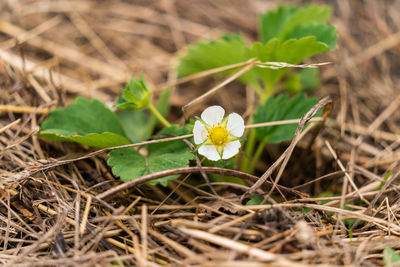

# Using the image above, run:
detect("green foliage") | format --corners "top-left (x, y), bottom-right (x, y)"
top-left (253, 94), bottom-right (318, 144)
top-left (38, 76), bottom-right (187, 186)
top-left (116, 110), bottom-right (149, 143)
top-left (116, 75), bottom-right (152, 110)
top-left (259, 5), bottom-right (298, 44)
top-left (116, 87), bottom-right (171, 143)
top-left (177, 4), bottom-right (337, 98)
top-left (285, 69), bottom-right (321, 93)
top-left (384, 248), bottom-right (400, 266)
top-left (177, 35), bottom-right (331, 92)
top-left (299, 68), bottom-right (320, 91)
top-left (285, 24), bottom-right (337, 50)
top-left (39, 97), bottom-right (129, 148)
top-left (177, 34), bottom-right (259, 87)
top-left (108, 126), bottom-right (195, 186)
top-left (249, 37), bottom-right (329, 89)
top-left (39, 3), bottom-right (338, 187)
top-left (259, 5), bottom-right (333, 44)
top-left (246, 195), bottom-right (264, 205)
top-left (377, 170), bottom-right (392, 190)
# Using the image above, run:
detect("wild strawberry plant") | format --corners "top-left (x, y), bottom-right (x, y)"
top-left (177, 4), bottom-right (337, 172)
top-left (39, 4), bottom-right (337, 187)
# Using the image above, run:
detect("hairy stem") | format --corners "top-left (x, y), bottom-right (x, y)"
top-left (248, 141), bottom-right (265, 173)
top-left (148, 103), bottom-right (171, 127)
top-left (240, 129), bottom-right (257, 173)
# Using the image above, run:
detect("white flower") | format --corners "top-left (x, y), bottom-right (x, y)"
top-left (193, 105), bottom-right (244, 161)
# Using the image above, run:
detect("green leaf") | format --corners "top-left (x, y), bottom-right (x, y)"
top-left (284, 72), bottom-right (302, 94)
top-left (39, 97), bottom-right (129, 148)
top-left (116, 110), bottom-right (149, 143)
top-left (250, 37), bottom-right (329, 88)
top-left (285, 68), bottom-right (320, 94)
top-left (177, 34), bottom-right (259, 87)
top-left (116, 75), bottom-right (152, 110)
top-left (178, 35), bottom-right (330, 91)
top-left (108, 125), bottom-right (195, 186)
top-left (299, 68), bottom-right (320, 91)
top-left (108, 148), bottom-right (147, 180)
top-left (384, 248), bottom-right (400, 266)
top-left (259, 5), bottom-right (298, 43)
top-left (377, 170), bottom-right (393, 190)
top-left (156, 88), bottom-right (171, 118)
top-left (177, 4), bottom-right (337, 97)
top-left (146, 125), bottom-right (194, 185)
top-left (246, 195), bottom-right (264, 205)
top-left (253, 93), bottom-right (319, 143)
top-left (285, 24), bottom-right (337, 50)
top-left (260, 5), bottom-right (332, 44)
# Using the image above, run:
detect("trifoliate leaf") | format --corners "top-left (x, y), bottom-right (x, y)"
top-left (177, 34), bottom-right (259, 87)
top-left (108, 125), bottom-right (195, 186)
top-left (178, 35), bottom-right (329, 91)
top-left (250, 37), bottom-right (329, 88)
top-left (285, 68), bottom-right (320, 94)
top-left (260, 5), bottom-right (332, 44)
top-left (116, 75), bottom-right (152, 110)
top-left (178, 5), bottom-right (337, 93)
top-left (383, 248), bottom-right (400, 266)
top-left (253, 93), bottom-right (319, 143)
top-left (39, 97), bottom-right (129, 148)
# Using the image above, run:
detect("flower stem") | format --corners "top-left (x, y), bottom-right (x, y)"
top-left (253, 83), bottom-right (264, 98)
top-left (248, 141), bottom-right (265, 173)
top-left (240, 129), bottom-right (256, 173)
top-left (148, 103), bottom-right (171, 127)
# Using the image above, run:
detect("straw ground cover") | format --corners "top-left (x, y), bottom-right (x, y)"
top-left (1, 0), bottom-right (400, 266)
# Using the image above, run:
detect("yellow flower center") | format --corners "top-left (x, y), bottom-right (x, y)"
top-left (208, 124), bottom-right (230, 146)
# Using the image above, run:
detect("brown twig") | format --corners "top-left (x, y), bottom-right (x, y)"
top-left (241, 96), bottom-right (332, 201)
top-left (96, 166), bottom-right (307, 200)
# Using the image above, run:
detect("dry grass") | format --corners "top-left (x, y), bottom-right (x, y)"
top-left (1, 0), bottom-right (400, 266)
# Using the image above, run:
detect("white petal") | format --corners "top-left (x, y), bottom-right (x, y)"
top-left (201, 105), bottom-right (225, 126)
top-left (227, 113), bottom-right (245, 137)
top-left (198, 145), bottom-right (221, 161)
top-left (222, 140), bottom-right (241, 159)
top-left (193, 121), bottom-right (208, 145)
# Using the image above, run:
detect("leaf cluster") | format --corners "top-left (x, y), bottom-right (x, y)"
top-left (39, 82), bottom-right (193, 186)
top-left (177, 4), bottom-right (337, 96)
top-left (38, 4), bottom-right (338, 188)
